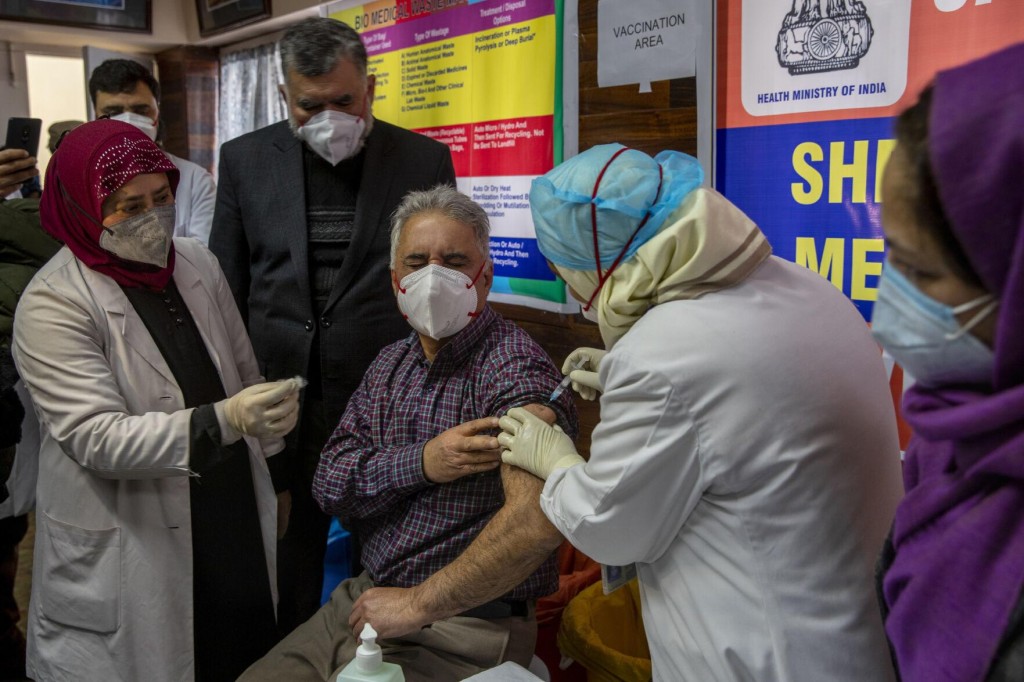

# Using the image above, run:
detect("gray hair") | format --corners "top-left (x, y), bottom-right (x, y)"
top-left (390, 185), bottom-right (491, 268)
top-left (280, 18), bottom-right (368, 82)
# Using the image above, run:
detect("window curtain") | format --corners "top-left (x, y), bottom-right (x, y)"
top-left (218, 42), bottom-right (287, 150)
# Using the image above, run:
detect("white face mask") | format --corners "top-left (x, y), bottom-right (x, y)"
top-left (111, 112), bottom-right (158, 141)
top-left (396, 264), bottom-right (485, 340)
top-left (297, 110), bottom-right (367, 166)
top-left (580, 304), bottom-right (599, 323)
top-left (99, 204), bottom-right (176, 268)
top-left (555, 265), bottom-right (601, 324)
top-left (870, 264), bottom-right (997, 388)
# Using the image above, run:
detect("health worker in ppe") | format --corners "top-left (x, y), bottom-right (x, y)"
top-left (12, 119), bottom-right (301, 681)
top-left (873, 43), bottom-right (1024, 682)
top-left (498, 144), bottom-right (903, 681)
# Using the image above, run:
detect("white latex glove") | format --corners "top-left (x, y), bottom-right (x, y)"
top-left (219, 379), bottom-right (301, 439)
top-left (562, 347), bottom-right (607, 401)
top-left (497, 407), bottom-right (585, 480)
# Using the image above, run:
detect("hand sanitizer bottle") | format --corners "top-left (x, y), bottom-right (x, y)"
top-left (335, 624), bottom-right (405, 682)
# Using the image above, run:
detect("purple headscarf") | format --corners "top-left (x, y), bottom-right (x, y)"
top-left (41, 119), bottom-right (180, 290)
top-left (883, 42), bottom-right (1024, 681)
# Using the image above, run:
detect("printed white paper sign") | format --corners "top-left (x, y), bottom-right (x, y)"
top-left (598, 0), bottom-right (697, 92)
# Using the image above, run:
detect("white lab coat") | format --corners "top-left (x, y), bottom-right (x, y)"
top-left (167, 152), bottom-right (216, 245)
top-left (13, 238), bottom-right (279, 681)
top-left (543, 256), bottom-right (902, 681)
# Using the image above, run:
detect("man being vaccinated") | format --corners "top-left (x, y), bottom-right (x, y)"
top-left (210, 20), bottom-right (457, 629)
top-left (242, 186), bottom-right (577, 681)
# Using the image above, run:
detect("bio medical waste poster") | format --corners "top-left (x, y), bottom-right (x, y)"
top-left (326, 0), bottom-right (569, 310)
top-left (715, 0), bottom-right (1024, 445)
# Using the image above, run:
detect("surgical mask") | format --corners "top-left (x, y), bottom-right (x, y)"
top-left (297, 110), bottom-right (366, 166)
top-left (580, 304), bottom-right (599, 323)
top-left (111, 112), bottom-right (158, 142)
top-left (99, 205), bottom-right (176, 268)
top-left (397, 263), bottom-right (486, 339)
top-left (870, 264), bottom-right (997, 388)
top-left (556, 265), bottom-right (602, 324)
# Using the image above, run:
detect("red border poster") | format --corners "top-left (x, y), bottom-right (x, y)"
top-left (715, 1), bottom-right (1024, 447)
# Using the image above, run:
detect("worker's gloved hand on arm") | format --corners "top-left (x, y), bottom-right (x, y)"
top-left (498, 406), bottom-right (585, 480)
top-left (562, 347), bottom-right (606, 401)
top-left (217, 379), bottom-right (302, 440)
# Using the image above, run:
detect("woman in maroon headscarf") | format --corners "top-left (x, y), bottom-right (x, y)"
top-left (871, 43), bottom-right (1024, 681)
top-left (12, 119), bottom-right (301, 680)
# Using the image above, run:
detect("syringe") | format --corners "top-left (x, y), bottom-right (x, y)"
top-left (549, 357), bottom-right (587, 402)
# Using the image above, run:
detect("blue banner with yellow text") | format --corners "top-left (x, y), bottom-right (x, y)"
top-left (717, 116), bottom-right (893, 320)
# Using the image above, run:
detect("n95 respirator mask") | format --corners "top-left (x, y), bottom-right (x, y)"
top-left (396, 264), bottom-right (485, 340)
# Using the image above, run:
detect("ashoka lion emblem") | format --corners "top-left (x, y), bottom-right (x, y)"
top-left (777, 0), bottom-right (873, 75)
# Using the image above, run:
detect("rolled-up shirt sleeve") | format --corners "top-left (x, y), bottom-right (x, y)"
top-left (483, 341), bottom-right (579, 439)
top-left (313, 363), bottom-right (433, 520)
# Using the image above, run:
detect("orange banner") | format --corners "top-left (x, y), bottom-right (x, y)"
top-left (718, 1), bottom-right (1024, 129)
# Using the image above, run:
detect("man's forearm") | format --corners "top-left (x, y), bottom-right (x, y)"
top-left (315, 440), bottom-right (432, 520)
top-left (411, 464), bottom-right (564, 621)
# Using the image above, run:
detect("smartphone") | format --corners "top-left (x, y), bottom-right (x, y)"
top-left (4, 117), bottom-right (42, 158)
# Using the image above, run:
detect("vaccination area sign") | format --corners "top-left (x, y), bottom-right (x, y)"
top-left (715, 0), bottom-right (1024, 446)
top-left (596, 0), bottom-right (697, 92)
top-left (326, 0), bottom-right (569, 310)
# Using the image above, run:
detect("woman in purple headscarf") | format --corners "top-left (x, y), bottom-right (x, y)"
top-left (871, 43), bottom-right (1024, 681)
top-left (13, 119), bottom-right (302, 680)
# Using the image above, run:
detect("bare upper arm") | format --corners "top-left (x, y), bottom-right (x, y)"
top-left (519, 403), bottom-right (557, 425)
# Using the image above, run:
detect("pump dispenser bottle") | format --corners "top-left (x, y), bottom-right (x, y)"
top-left (335, 624), bottom-right (405, 682)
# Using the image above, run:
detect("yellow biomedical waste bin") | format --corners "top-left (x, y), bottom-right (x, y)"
top-left (556, 579), bottom-right (652, 682)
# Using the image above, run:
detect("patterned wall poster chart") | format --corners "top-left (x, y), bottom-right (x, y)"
top-left (715, 0), bottom-right (1024, 445)
top-left (327, 0), bottom-right (569, 310)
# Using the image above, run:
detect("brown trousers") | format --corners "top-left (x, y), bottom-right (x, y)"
top-left (240, 573), bottom-right (537, 681)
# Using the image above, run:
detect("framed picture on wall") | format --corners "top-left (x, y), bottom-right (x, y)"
top-left (0, 0), bottom-right (151, 33)
top-left (195, 0), bottom-right (270, 38)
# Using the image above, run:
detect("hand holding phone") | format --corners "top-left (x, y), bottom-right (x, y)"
top-left (1, 117), bottom-right (42, 197)
top-left (0, 148), bottom-right (39, 199)
top-left (4, 118), bottom-right (42, 158)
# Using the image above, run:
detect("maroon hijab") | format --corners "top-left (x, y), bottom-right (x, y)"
top-left (40, 119), bottom-right (180, 290)
top-left (883, 42), bottom-right (1024, 681)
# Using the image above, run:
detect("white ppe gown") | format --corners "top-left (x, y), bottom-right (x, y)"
top-left (542, 256), bottom-right (902, 681)
top-left (167, 152), bottom-right (215, 245)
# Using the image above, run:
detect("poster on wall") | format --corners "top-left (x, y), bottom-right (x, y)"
top-left (324, 0), bottom-right (572, 311)
top-left (717, 0), bottom-right (1024, 319)
top-left (715, 0), bottom-right (1024, 444)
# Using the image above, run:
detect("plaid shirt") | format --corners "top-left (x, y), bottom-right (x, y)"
top-left (313, 305), bottom-right (578, 599)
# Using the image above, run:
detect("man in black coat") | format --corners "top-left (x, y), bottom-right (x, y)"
top-left (210, 17), bottom-right (456, 634)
